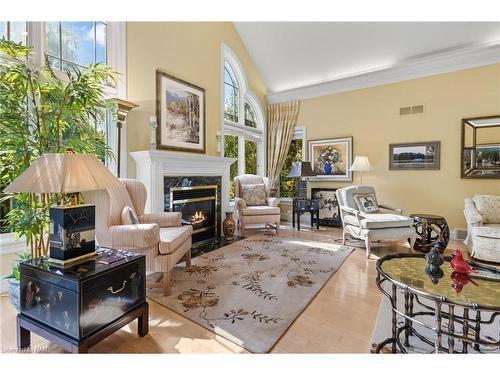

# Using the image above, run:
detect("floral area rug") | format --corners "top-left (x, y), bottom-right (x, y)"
top-left (147, 231), bottom-right (353, 353)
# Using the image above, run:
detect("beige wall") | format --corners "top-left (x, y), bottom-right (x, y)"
top-left (126, 22), bottom-right (267, 177)
top-left (299, 64), bottom-right (500, 229)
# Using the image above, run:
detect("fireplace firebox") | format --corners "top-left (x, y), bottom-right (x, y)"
top-left (170, 185), bottom-right (217, 243)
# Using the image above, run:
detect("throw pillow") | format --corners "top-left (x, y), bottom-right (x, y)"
top-left (121, 206), bottom-right (139, 225)
top-left (353, 193), bottom-right (379, 213)
top-left (241, 183), bottom-right (267, 206)
top-left (472, 194), bottom-right (500, 223)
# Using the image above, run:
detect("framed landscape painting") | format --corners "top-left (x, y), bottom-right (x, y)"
top-left (156, 70), bottom-right (205, 153)
top-left (308, 137), bottom-right (352, 181)
top-left (389, 141), bottom-right (440, 170)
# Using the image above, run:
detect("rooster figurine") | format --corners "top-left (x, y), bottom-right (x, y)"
top-left (450, 250), bottom-right (476, 274)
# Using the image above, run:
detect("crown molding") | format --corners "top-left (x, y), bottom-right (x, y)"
top-left (267, 42), bottom-right (500, 104)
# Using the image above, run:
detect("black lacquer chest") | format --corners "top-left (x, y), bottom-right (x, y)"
top-left (19, 248), bottom-right (146, 341)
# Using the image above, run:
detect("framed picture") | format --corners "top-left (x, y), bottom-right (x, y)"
top-left (389, 141), bottom-right (440, 170)
top-left (156, 69), bottom-right (206, 153)
top-left (308, 137), bottom-right (352, 181)
top-left (311, 188), bottom-right (342, 228)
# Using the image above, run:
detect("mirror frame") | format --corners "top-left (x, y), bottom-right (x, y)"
top-left (461, 115), bottom-right (500, 179)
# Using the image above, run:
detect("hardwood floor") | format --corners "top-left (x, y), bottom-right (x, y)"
top-left (0, 224), bottom-right (471, 354)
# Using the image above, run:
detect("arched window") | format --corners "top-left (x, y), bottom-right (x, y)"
top-left (222, 44), bottom-right (265, 200)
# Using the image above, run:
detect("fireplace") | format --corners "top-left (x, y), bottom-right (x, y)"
top-left (169, 184), bottom-right (218, 243)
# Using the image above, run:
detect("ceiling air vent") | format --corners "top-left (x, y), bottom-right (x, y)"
top-left (399, 104), bottom-right (425, 116)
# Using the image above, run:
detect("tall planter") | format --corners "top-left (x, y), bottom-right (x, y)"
top-left (7, 278), bottom-right (20, 311)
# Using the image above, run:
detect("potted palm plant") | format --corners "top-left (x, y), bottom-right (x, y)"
top-left (0, 39), bottom-right (117, 257)
top-left (0, 39), bottom-right (117, 308)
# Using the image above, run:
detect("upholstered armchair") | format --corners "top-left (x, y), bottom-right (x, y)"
top-left (82, 178), bottom-right (192, 295)
top-left (336, 185), bottom-right (415, 258)
top-left (234, 174), bottom-right (281, 235)
top-left (464, 194), bottom-right (500, 263)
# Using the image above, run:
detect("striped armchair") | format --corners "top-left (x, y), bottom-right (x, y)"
top-left (82, 179), bottom-right (192, 295)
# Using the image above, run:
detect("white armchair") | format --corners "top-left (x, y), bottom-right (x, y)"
top-left (464, 194), bottom-right (500, 263)
top-left (336, 185), bottom-right (416, 258)
top-left (234, 174), bottom-right (281, 235)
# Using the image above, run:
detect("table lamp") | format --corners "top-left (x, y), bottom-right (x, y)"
top-left (3, 152), bottom-right (122, 265)
top-left (287, 161), bottom-right (316, 198)
top-left (349, 156), bottom-right (373, 184)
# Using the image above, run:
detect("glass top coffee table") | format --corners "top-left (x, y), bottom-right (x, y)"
top-left (375, 254), bottom-right (500, 354)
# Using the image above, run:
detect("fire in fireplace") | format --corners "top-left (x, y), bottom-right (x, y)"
top-left (170, 185), bottom-right (217, 243)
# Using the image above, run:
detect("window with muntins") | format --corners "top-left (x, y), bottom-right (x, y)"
top-left (0, 22), bottom-right (27, 44)
top-left (222, 47), bottom-right (265, 202)
top-left (45, 21), bottom-right (107, 71)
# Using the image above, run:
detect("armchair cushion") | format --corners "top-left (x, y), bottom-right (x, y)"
top-left (241, 183), bottom-right (267, 206)
top-left (109, 223), bottom-right (160, 249)
top-left (121, 206), bottom-right (139, 225)
top-left (139, 212), bottom-right (182, 227)
top-left (464, 197), bottom-right (483, 226)
top-left (159, 225), bottom-right (193, 255)
top-left (472, 194), bottom-right (500, 223)
top-left (241, 206), bottom-right (280, 216)
top-left (353, 193), bottom-right (379, 213)
top-left (343, 213), bottom-right (414, 229)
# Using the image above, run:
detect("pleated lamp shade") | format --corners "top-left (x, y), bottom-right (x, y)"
top-left (349, 156), bottom-right (373, 172)
top-left (3, 153), bottom-right (121, 194)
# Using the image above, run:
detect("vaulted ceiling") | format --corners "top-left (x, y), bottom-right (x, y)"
top-left (234, 22), bottom-right (500, 102)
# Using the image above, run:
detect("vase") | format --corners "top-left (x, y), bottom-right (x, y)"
top-left (323, 163), bottom-right (332, 175)
top-left (223, 211), bottom-right (236, 241)
top-left (7, 278), bottom-right (20, 312)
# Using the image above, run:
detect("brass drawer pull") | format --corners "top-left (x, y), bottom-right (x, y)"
top-left (107, 280), bottom-right (127, 294)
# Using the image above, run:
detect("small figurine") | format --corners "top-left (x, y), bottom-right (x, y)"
top-left (425, 244), bottom-right (444, 270)
top-left (450, 249), bottom-right (476, 274)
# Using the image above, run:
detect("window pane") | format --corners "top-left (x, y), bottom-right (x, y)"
top-left (95, 22), bottom-right (106, 64)
top-left (0, 22), bottom-right (7, 39)
top-left (10, 22), bottom-right (26, 44)
top-left (45, 22), bottom-right (60, 58)
top-left (224, 83), bottom-right (238, 122)
top-left (279, 139), bottom-right (303, 198)
top-left (61, 22), bottom-right (94, 66)
top-left (47, 55), bottom-right (61, 70)
top-left (244, 102), bottom-right (257, 128)
top-left (245, 139), bottom-right (257, 175)
top-left (224, 65), bottom-right (239, 123)
top-left (224, 135), bottom-right (239, 200)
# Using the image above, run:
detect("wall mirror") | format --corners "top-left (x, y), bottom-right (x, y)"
top-left (461, 115), bottom-right (500, 179)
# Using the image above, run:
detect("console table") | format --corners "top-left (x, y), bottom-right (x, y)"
top-left (375, 253), bottom-right (500, 354)
top-left (292, 198), bottom-right (320, 231)
top-left (17, 248), bottom-right (148, 353)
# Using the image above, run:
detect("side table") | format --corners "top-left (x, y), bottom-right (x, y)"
top-left (292, 198), bottom-right (320, 231)
top-left (410, 213), bottom-right (450, 253)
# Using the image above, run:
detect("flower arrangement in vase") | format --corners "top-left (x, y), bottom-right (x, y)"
top-left (317, 146), bottom-right (341, 175)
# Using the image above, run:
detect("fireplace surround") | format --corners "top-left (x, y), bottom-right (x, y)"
top-left (130, 150), bottom-right (236, 241)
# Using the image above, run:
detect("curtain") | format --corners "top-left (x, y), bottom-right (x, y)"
top-left (266, 100), bottom-right (300, 189)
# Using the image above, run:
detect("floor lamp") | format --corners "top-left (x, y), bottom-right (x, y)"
top-left (113, 98), bottom-right (139, 177)
top-left (349, 156), bottom-right (372, 184)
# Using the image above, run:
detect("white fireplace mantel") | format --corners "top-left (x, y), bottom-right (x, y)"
top-left (129, 150), bottom-right (236, 215)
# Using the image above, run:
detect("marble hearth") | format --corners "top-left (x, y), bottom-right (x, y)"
top-left (129, 150), bottom-right (236, 235)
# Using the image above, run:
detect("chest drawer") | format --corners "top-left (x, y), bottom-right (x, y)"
top-left (81, 258), bottom-right (145, 337)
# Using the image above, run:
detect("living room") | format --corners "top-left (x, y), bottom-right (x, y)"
top-left (1, 0), bottom-right (500, 373)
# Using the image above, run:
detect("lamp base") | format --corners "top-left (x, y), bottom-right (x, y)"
top-left (49, 204), bottom-right (97, 263)
top-left (298, 179), bottom-right (308, 198)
